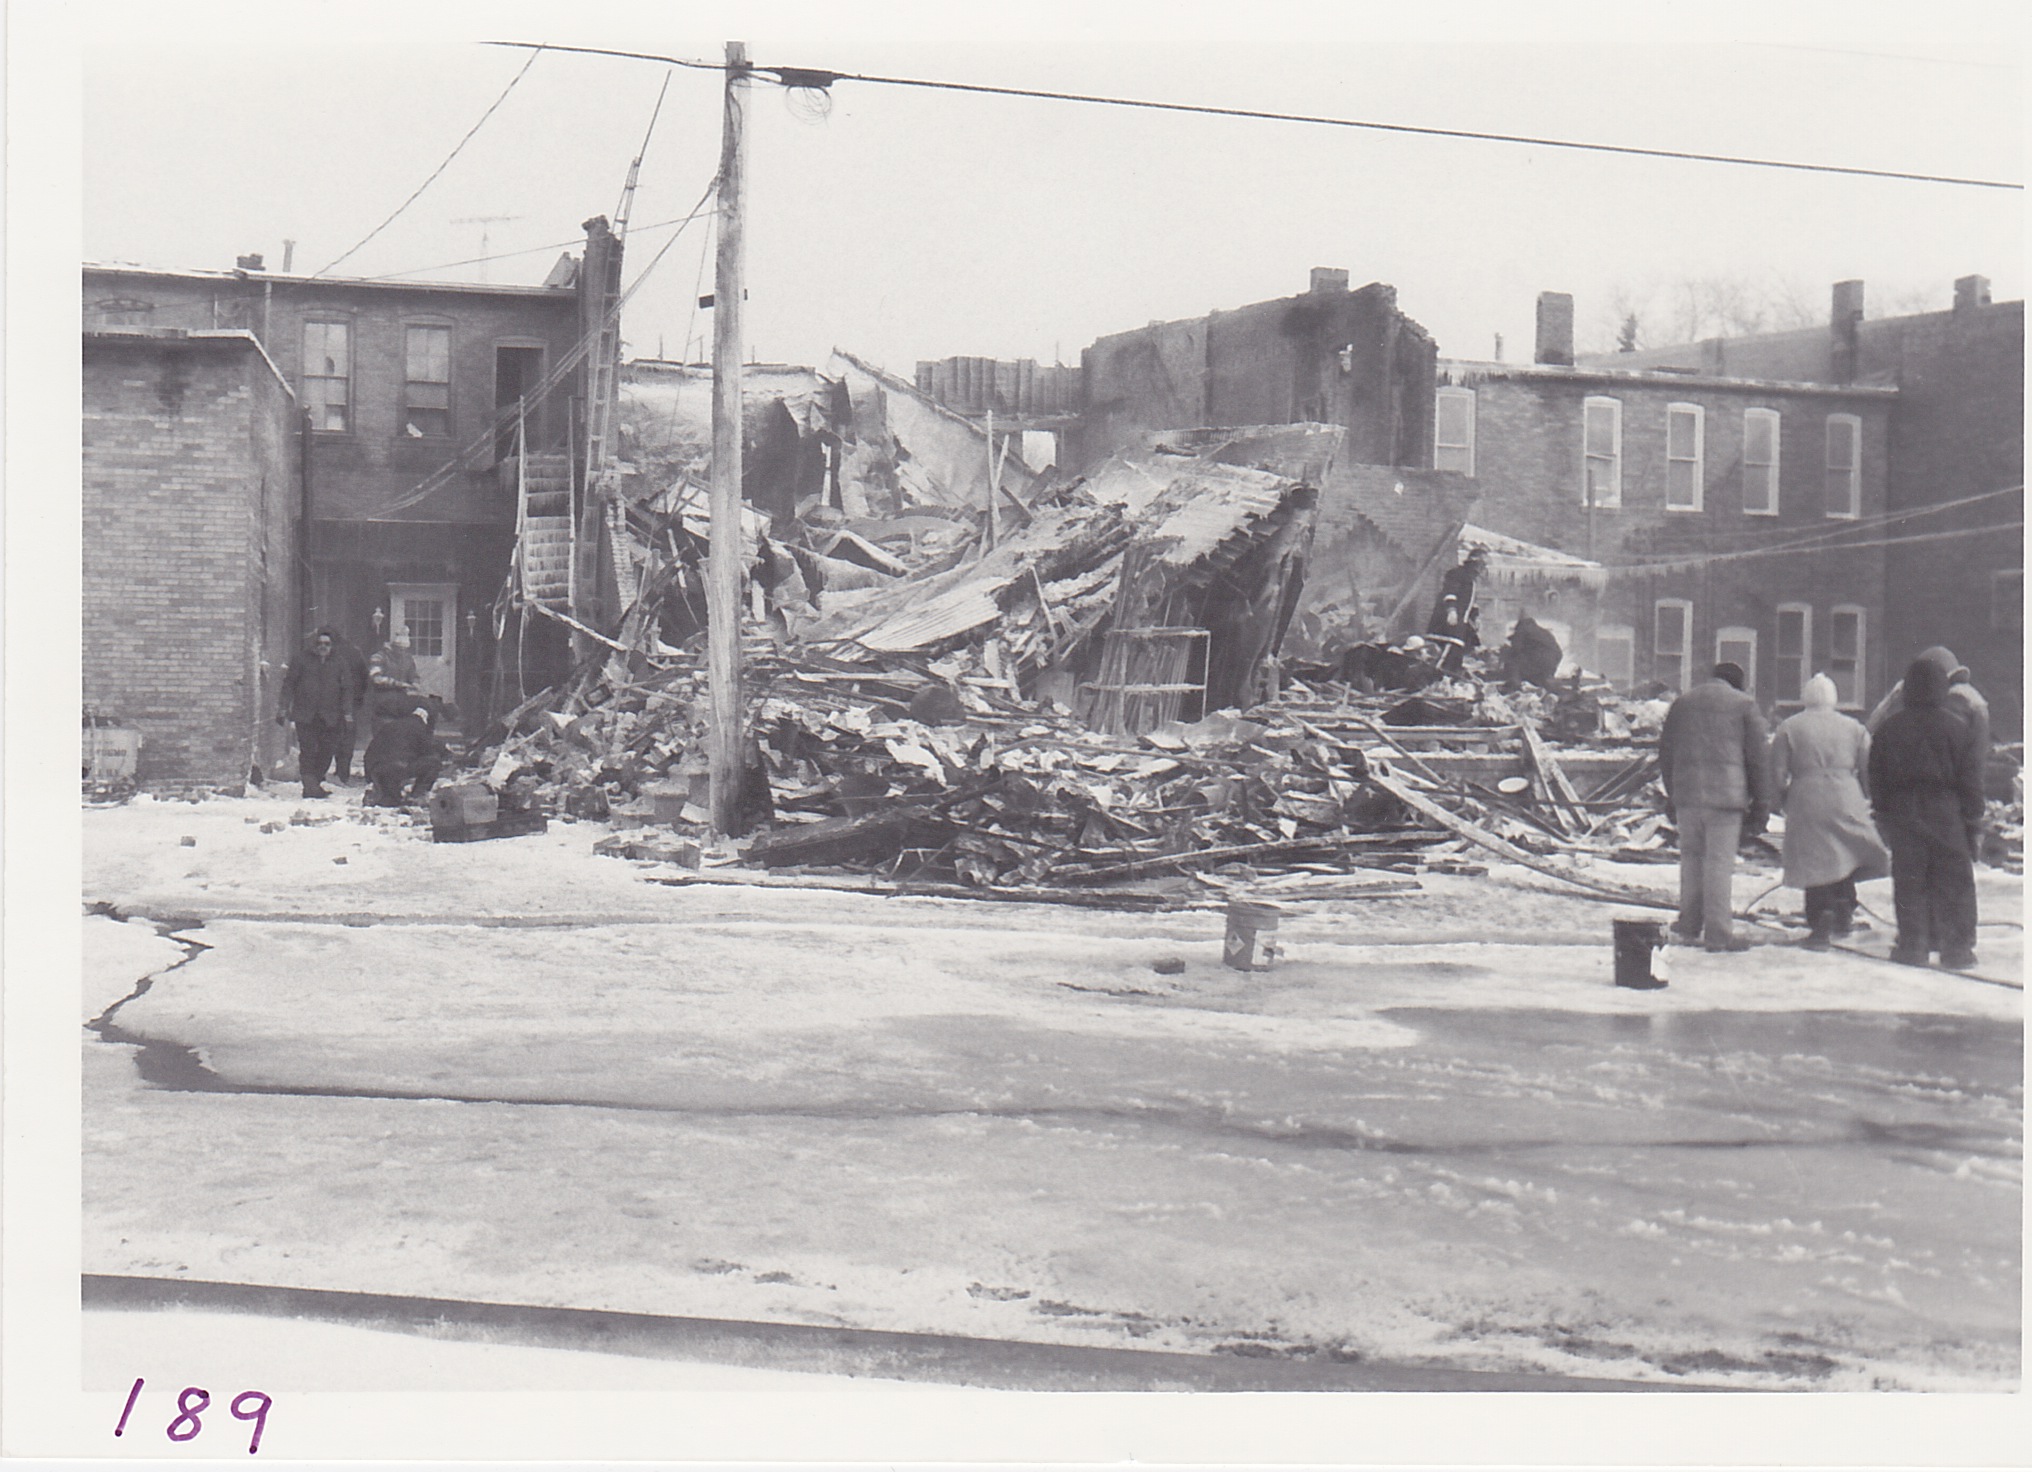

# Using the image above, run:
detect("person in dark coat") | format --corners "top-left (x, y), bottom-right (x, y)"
top-left (1868, 655), bottom-right (1985, 969)
top-left (1658, 661), bottom-right (1771, 951)
top-left (327, 631), bottom-right (371, 784)
top-left (276, 629), bottom-right (355, 798)
top-left (362, 691), bottom-right (445, 808)
top-left (1501, 613), bottom-right (1563, 690)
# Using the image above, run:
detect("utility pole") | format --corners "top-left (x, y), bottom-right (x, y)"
top-left (707, 40), bottom-right (749, 838)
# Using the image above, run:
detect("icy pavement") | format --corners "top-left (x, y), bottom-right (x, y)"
top-left (82, 790), bottom-right (2023, 1390)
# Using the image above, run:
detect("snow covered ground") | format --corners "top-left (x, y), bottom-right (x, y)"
top-left (80, 789), bottom-right (2022, 1391)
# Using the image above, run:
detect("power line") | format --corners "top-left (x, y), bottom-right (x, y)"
top-left (1603, 512), bottom-right (2024, 575)
top-left (485, 40), bottom-right (2023, 192)
top-left (367, 178), bottom-right (721, 518)
top-left (357, 208), bottom-right (715, 283)
top-left (314, 48), bottom-right (544, 279)
top-left (1667, 483), bottom-right (2025, 563)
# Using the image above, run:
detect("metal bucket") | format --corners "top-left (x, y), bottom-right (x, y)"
top-left (1612, 918), bottom-right (1668, 990)
top-left (1223, 899), bottom-right (1283, 972)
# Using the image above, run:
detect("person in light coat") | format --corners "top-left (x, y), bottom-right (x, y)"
top-left (1658, 661), bottom-right (1772, 951)
top-left (1770, 673), bottom-right (1890, 948)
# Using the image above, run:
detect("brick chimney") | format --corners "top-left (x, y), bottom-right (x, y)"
top-left (1534, 291), bottom-right (1575, 366)
top-left (1954, 274), bottom-right (1992, 314)
top-left (1830, 279), bottom-right (1864, 383)
top-left (235, 252), bottom-right (265, 271)
top-left (1309, 267), bottom-right (1349, 295)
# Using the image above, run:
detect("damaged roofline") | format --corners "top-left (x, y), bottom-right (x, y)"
top-left (828, 348), bottom-right (1022, 441)
top-left (83, 326), bottom-right (298, 399)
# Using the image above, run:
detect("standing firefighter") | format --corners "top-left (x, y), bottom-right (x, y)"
top-left (1869, 655), bottom-right (1985, 969)
top-left (276, 628), bottom-right (355, 799)
top-left (1658, 661), bottom-right (1771, 952)
top-left (1770, 673), bottom-right (1890, 949)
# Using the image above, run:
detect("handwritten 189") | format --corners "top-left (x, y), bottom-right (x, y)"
top-left (114, 1378), bottom-right (271, 1454)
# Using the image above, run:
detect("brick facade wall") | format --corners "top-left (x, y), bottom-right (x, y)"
top-left (85, 265), bottom-right (587, 724)
top-left (1449, 366), bottom-right (1894, 709)
top-left (1877, 303), bottom-right (2023, 736)
top-left (1073, 279), bottom-right (1437, 472)
top-left (83, 335), bottom-right (301, 786)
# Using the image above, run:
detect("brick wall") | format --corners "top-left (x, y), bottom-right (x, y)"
top-left (1072, 278), bottom-right (1436, 472)
top-left (1451, 366), bottom-right (1893, 709)
top-left (83, 268), bottom-right (580, 524)
top-left (83, 335), bottom-right (300, 786)
top-left (1877, 302), bottom-right (2023, 736)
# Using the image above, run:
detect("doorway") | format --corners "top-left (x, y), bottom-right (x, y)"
top-left (495, 345), bottom-right (546, 461)
top-left (387, 584), bottom-right (459, 708)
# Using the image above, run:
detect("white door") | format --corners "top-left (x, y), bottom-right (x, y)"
top-left (388, 584), bottom-right (458, 704)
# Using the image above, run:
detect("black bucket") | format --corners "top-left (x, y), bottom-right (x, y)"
top-left (1612, 918), bottom-right (1668, 990)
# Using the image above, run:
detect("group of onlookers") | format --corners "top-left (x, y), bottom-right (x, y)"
top-left (276, 625), bottom-right (442, 807)
top-left (1658, 645), bottom-right (1991, 969)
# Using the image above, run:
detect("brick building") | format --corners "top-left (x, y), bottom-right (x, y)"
top-left (1438, 293), bottom-right (1896, 711)
top-left (83, 329), bottom-right (303, 787)
top-left (1071, 268), bottom-right (1439, 474)
top-left (1586, 277), bottom-right (2023, 735)
top-left (1069, 269), bottom-right (1474, 650)
top-left (84, 232), bottom-right (605, 731)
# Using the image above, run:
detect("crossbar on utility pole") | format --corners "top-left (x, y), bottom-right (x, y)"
top-left (707, 41), bottom-right (749, 838)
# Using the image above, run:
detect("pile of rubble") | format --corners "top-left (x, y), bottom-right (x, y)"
top-left (461, 622), bottom-right (1693, 910)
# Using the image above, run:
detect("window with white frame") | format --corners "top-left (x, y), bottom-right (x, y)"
top-left (1583, 396), bottom-right (1622, 507)
top-left (1434, 387), bottom-right (1476, 474)
top-left (1666, 403), bottom-right (1704, 511)
top-left (301, 320), bottom-right (350, 433)
top-left (1593, 624), bottom-right (1635, 690)
top-left (403, 324), bottom-right (453, 439)
top-left (1995, 569), bottom-right (2024, 631)
top-left (1774, 603), bottom-right (1812, 705)
top-left (1825, 414), bottom-right (1861, 519)
top-left (1743, 408), bottom-right (1780, 515)
top-left (1715, 626), bottom-right (1757, 693)
top-left (1654, 598), bottom-right (1693, 692)
top-left (1829, 605), bottom-right (1866, 709)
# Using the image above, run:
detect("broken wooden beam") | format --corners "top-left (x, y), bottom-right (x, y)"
top-left (1364, 767), bottom-right (1676, 911)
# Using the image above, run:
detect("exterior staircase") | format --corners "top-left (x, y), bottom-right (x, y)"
top-left (518, 450), bottom-right (574, 608)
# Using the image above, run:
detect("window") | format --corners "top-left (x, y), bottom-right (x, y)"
top-left (1995, 569), bottom-right (2024, 632)
top-left (1829, 605), bottom-right (1866, 709)
top-left (1825, 414), bottom-right (1860, 519)
top-left (1583, 396), bottom-right (1622, 507)
top-left (301, 320), bottom-right (350, 432)
top-left (1665, 403), bottom-right (1704, 511)
top-left (1715, 626), bottom-right (1757, 693)
top-left (403, 598), bottom-right (446, 657)
top-left (1654, 598), bottom-right (1693, 692)
top-left (403, 324), bottom-right (452, 438)
top-left (1774, 603), bottom-right (1812, 705)
top-left (1434, 387), bottom-right (1476, 474)
top-left (1594, 624), bottom-right (1635, 690)
top-left (1743, 408), bottom-right (1780, 515)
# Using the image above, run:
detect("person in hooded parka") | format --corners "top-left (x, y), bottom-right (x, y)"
top-left (1770, 673), bottom-right (1891, 949)
top-left (1868, 655), bottom-right (1986, 969)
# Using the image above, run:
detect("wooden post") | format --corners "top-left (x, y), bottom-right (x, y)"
top-left (707, 41), bottom-right (749, 838)
top-left (985, 408), bottom-right (1002, 551)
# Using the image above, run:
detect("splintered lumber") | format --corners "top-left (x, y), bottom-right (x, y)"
top-left (645, 869), bottom-right (1189, 911)
top-left (1050, 829), bottom-right (1448, 884)
top-left (1518, 720), bottom-right (1589, 835)
top-left (1364, 768), bottom-right (1675, 910)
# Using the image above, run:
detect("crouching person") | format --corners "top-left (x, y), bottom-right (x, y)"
top-left (363, 691), bottom-right (447, 808)
top-left (1868, 655), bottom-right (1984, 969)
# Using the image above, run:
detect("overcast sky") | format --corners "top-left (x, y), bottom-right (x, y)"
top-left (74, 5), bottom-right (2027, 376)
